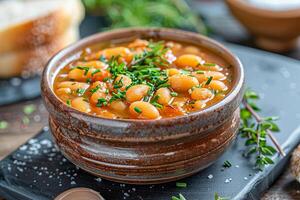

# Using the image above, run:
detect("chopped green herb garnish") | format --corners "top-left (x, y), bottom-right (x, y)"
top-left (203, 63), bottom-right (216, 67)
top-left (103, 77), bottom-right (111, 82)
top-left (109, 89), bottom-right (126, 103)
top-left (152, 102), bottom-right (163, 109)
top-left (90, 85), bottom-right (101, 94)
top-left (66, 99), bottom-right (71, 106)
top-left (196, 70), bottom-right (205, 74)
top-left (150, 95), bottom-right (163, 109)
top-left (22, 116), bottom-right (30, 125)
top-left (0, 121), bottom-right (8, 129)
top-left (91, 69), bottom-right (101, 76)
top-left (97, 98), bottom-right (107, 106)
top-left (76, 66), bottom-right (89, 75)
top-left (114, 77), bottom-right (124, 89)
top-left (76, 88), bottom-right (85, 96)
top-left (222, 160), bottom-right (232, 168)
top-left (176, 182), bottom-right (187, 188)
top-left (86, 78), bottom-right (92, 83)
top-left (134, 107), bottom-right (142, 113)
top-left (23, 104), bottom-right (36, 115)
top-left (171, 92), bottom-right (178, 97)
top-left (205, 76), bottom-right (213, 85)
top-left (96, 98), bottom-right (108, 107)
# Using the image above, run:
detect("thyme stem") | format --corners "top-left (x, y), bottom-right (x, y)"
top-left (242, 99), bottom-right (285, 157)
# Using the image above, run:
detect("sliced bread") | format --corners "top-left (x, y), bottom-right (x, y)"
top-left (0, 28), bottom-right (79, 78)
top-left (0, 0), bottom-right (84, 54)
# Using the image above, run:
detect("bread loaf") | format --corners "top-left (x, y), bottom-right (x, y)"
top-left (0, 0), bottom-right (84, 54)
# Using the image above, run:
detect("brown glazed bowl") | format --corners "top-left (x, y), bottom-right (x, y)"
top-left (41, 28), bottom-right (244, 184)
top-left (226, 0), bottom-right (300, 52)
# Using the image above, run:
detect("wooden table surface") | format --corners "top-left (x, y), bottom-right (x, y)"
top-left (0, 98), bottom-right (300, 199)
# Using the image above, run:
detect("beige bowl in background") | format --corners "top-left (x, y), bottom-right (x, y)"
top-left (225, 0), bottom-right (300, 52)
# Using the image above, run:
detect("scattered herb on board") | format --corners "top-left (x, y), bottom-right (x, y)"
top-left (82, 0), bottom-right (207, 35)
top-left (214, 193), bottom-right (229, 200)
top-left (23, 104), bottom-right (36, 115)
top-left (22, 116), bottom-right (30, 125)
top-left (176, 182), bottom-right (187, 188)
top-left (222, 160), bottom-right (232, 168)
top-left (171, 193), bottom-right (187, 200)
top-left (0, 121), bottom-right (8, 129)
top-left (240, 89), bottom-right (285, 170)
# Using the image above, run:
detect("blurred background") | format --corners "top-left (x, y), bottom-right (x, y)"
top-left (0, 0), bottom-right (300, 199)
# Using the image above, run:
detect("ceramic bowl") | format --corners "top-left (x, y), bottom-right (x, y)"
top-left (226, 0), bottom-right (300, 52)
top-left (41, 28), bottom-right (245, 184)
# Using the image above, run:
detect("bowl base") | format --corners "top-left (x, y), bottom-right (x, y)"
top-left (255, 36), bottom-right (298, 52)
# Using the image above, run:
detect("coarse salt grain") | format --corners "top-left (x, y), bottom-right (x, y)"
top-left (207, 174), bottom-right (214, 179)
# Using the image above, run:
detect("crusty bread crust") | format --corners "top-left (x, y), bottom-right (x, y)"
top-left (0, 0), bottom-right (84, 54)
top-left (0, 28), bottom-right (79, 78)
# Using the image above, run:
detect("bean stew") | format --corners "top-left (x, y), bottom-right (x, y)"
top-left (53, 39), bottom-right (233, 120)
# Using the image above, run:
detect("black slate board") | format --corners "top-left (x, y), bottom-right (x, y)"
top-left (1, 44), bottom-right (300, 200)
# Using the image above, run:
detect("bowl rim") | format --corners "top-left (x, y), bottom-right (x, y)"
top-left (226, 0), bottom-right (300, 18)
top-left (42, 27), bottom-right (244, 125)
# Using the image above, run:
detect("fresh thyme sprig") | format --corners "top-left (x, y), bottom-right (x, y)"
top-left (240, 89), bottom-right (285, 170)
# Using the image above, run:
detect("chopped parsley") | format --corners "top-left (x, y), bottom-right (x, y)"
top-left (150, 95), bottom-right (163, 109)
top-left (86, 78), bottom-right (92, 83)
top-left (196, 70), bottom-right (205, 74)
top-left (170, 92), bottom-right (178, 97)
top-left (96, 98), bottom-right (108, 107)
top-left (75, 66), bottom-right (89, 75)
top-left (114, 77), bottom-right (124, 89)
top-left (91, 69), bottom-right (101, 76)
top-left (66, 99), bottom-right (71, 106)
top-left (90, 85), bottom-right (101, 94)
top-left (76, 88), bottom-right (85, 96)
top-left (205, 76), bottom-right (213, 85)
top-left (203, 63), bottom-right (216, 67)
top-left (109, 90), bottom-right (126, 103)
top-left (134, 107), bottom-right (142, 113)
